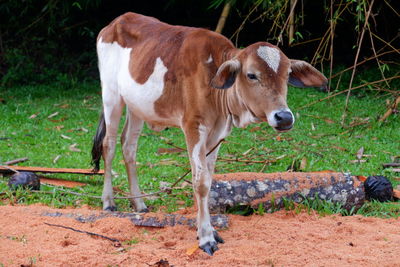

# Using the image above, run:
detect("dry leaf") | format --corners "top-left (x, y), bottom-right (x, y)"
top-left (356, 147), bottom-right (364, 160)
top-left (357, 175), bottom-right (367, 182)
top-left (249, 126), bottom-right (261, 132)
top-left (157, 147), bottom-right (185, 155)
top-left (59, 104), bottom-right (70, 109)
top-left (48, 112), bottom-right (59, 119)
top-left (300, 157), bottom-right (307, 170)
top-left (349, 160), bottom-right (367, 163)
top-left (311, 123), bottom-right (316, 131)
top-left (61, 134), bottom-right (72, 140)
top-left (186, 243), bottom-right (199, 256)
top-left (29, 113), bottom-right (39, 119)
top-left (332, 146), bottom-right (347, 151)
top-left (276, 135), bottom-right (282, 142)
top-left (54, 125), bottom-right (64, 131)
top-left (69, 143), bottom-right (81, 152)
top-left (324, 118), bottom-right (335, 124)
top-left (53, 155), bottom-right (61, 164)
top-left (242, 147), bottom-right (254, 156)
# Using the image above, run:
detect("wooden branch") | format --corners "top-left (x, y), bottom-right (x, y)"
top-left (0, 165), bottom-right (104, 175)
top-left (382, 163), bottom-right (400, 168)
top-left (288, 0), bottom-right (296, 45)
top-left (215, 2), bottom-right (231, 33)
top-left (4, 157), bottom-right (29, 165)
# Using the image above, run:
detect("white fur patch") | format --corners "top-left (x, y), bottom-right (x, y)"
top-left (97, 38), bottom-right (173, 123)
top-left (206, 54), bottom-right (213, 64)
top-left (192, 124), bottom-right (208, 182)
top-left (257, 46), bottom-right (281, 73)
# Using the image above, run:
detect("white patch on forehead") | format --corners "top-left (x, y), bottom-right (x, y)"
top-left (257, 46), bottom-right (281, 73)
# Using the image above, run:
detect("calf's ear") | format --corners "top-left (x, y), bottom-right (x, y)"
top-left (211, 59), bottom-right (241, 89)
top-left (289, 60), bottom-right (328, 91)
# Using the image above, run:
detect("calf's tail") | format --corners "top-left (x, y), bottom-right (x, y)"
top-left (91, 111), bottom-right (106, 172)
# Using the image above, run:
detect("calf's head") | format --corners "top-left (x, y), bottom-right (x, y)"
top-left (211, 42), bottom-right (327, 132)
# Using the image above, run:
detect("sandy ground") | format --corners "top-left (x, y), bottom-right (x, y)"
top-left (0, 204), bottom-right (400, 267)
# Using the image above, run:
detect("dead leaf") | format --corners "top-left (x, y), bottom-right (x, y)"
top-left (242, 147), bottom-right (254, 156)
top-left (311, 123), bottom-right (316, 131)
top-left (276, 135), bottom-right (282, 142)
top-left (59, 104), bottom-right (70, 109)
top-left (357, 175), bottom-right (367, 182)
top-left (324, 118), bottom-right (335, 124)
top-left (54, 125), bottom-right (64, 131)
top-left (53, 155), bottom-right (61, 164)
top-left (332, 146), bottom-right (348, 151)
top-left (300, 157), bottom-right (307, 170)
top-left (69, 143), bottom-right (81, 152)
top-left (157, 147), bottom-right (185, 155)
top-left (186, 243), bottom-right (199, 256)
top-left (349, 160), bottom-right (367, 163)
top-left (356, 147), bottom-right (364, 160)
top-left (29, 113), bottom-right (39, 119)
top-left (249, 126), bottom-right (261, 132)
top-left (48, 112), bottom-right (59, 119)
top-left (61, 134), bottom-right (72, 140)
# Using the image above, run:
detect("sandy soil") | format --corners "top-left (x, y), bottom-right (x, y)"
top-left (1, 204), bottom-right (400, 267)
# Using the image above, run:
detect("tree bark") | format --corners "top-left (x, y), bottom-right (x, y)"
top-left (215, 2), bottom-right (231, 34)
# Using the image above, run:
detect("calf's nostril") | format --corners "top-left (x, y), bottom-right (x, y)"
top-left (274, 111), bottom-right (293, 127)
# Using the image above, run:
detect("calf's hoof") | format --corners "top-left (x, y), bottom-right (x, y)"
top-left (200, 241), bottom-right (219, 256)
top-left (104, 205), bottom-right (117, 212)
top-left (213, 231), bottom-right (224, 244)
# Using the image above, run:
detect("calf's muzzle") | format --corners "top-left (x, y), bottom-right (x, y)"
top-left (274, 110), bottom-right (294, 131)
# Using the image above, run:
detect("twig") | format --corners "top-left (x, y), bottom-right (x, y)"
top-left (276, 0), bottom-right (298, 46)
top-left (341, 0), bottom-right (375, 126)
top-left (298, 75), bottom-right (400, 110)
top-left (330, 50), bottom-right (397, 79)
top-left (4, 157), bottom-right (29, 165)
top-left (44, 222), bottom-right (121, 244)
top-left (383, 163), bottom-right (400, 168)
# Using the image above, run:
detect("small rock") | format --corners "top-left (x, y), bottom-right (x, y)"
top-left (8, 172), bottom-right (40, 190)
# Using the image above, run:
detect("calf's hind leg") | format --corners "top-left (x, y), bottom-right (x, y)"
top-left (101, 97), bottom-right (124, 211)
top-left (121, 110), bottom-right (147, 212)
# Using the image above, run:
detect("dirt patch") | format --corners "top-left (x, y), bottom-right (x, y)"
top-left (1, 204), bottom-right (400, 266)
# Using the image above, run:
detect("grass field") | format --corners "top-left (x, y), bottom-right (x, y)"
top-left (0, 78), bottom-right (399, 216)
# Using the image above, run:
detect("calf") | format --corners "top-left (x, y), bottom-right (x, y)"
top-left (92, 12), bottom-right (327, 255)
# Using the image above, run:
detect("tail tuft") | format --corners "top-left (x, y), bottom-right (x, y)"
top-left (91, 111), bottom-right (106, 172)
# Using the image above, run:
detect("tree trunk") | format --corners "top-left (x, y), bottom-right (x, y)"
top-left (215, 2), bottom-right (231, 34)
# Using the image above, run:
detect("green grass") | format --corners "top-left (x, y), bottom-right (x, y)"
top-left (0, 77), bottom-right (399, 217)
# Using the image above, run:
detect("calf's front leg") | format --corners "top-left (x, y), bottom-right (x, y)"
top-left (184, 123), bottom-right (223, 255)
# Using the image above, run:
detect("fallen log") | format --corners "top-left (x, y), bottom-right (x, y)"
top-left (0, 165), bottom-right (104, 175)
top-left (210, 172), bottom-right (365, 212)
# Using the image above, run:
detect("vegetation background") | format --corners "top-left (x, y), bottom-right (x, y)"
top-left (0, 0), bottom-right (399, 215)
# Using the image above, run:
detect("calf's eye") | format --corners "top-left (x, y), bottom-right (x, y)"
top-left (247, 73), bottom-right (258, 80)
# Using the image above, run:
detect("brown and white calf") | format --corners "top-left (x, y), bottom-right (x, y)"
top-left (92, 12), bottom-right (327, 255)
